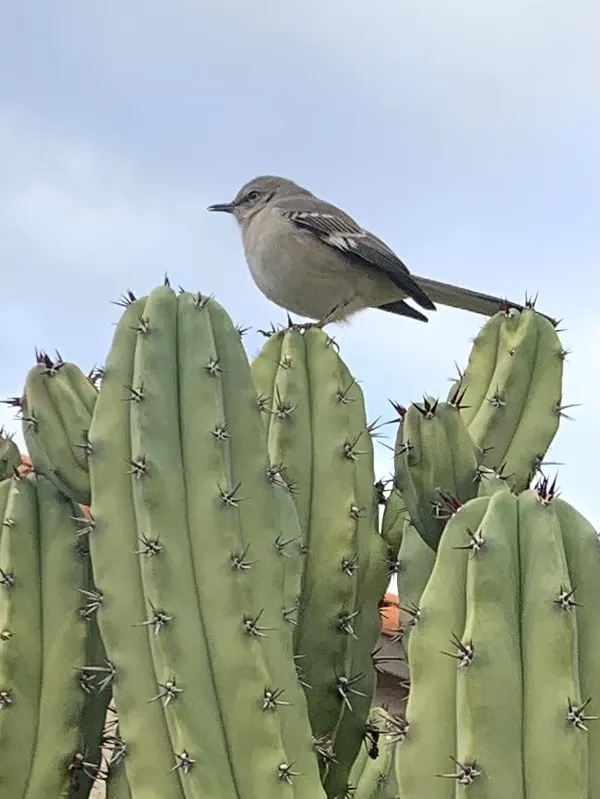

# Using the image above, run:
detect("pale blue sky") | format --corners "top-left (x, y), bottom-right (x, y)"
top-left (1, 0), bottom-right (598, 525)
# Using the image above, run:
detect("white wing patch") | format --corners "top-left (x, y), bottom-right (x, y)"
top-left (283, 210), bottom-right (367, 252)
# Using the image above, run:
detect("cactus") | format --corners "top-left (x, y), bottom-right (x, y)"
top-left (87, 287), bottom-right (326, 799)
top-left (377, 483), bottom-right (406, 599)
top-left (395, 520), bottom-right (436, 643)
top-left (18, 352), bottom-right (98, 505)
top-left (0, 472), bottom-right (110, 798)
top-left (0, 428), bottom-right (20, 481)
top-left (251, 327), bottom-right (388, 797)
top-left (344, 707), bottom-right (400, 798)
top-left (395, 485), bottom-right (599, 799)
top-left (392, 397), bottom-right (481, 551)
top-left (447, 307), bottom-right (564, 492)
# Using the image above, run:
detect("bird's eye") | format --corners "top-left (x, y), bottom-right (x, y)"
top-left (246, 190), bottom-right (260, 202)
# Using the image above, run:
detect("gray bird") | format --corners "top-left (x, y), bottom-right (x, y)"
top-left (208, 175), bottom-right (547, 325)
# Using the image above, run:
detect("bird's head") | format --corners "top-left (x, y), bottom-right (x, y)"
top-left (208, 175), bottom-right (306, 225)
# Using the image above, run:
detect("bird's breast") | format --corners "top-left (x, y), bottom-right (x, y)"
top-left (242, 209), bottom-right (360, 320)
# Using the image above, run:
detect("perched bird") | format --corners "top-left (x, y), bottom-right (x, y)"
top-left (208, 175), bottom-right (548, 325)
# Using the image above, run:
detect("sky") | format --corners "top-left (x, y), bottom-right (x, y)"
top-left (0, 0), bottom-right (598, 529)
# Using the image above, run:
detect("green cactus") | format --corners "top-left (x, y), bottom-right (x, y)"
top-left (0, 429), bottom-right (20, 481)
top-left (344, 707), bottom-right (399, 799)
top-left (378, 483), bottom-right (406, 599)
top-left (18, 352), bottom-right (98, 505)
top-left (392, 397), bottom-right (481, 551)
top-left (0, 472), bottom-right (110, 798)
top-left (87, 287), bottom-right (326, 799)
top-left (395, 485), bottom-right (599, 799)
top-left (395, 520), bottom-right (436, 643)
top-left (251, 327), bottom-right (388, 797)
top-left (447, 307), bottom-right (564, 492)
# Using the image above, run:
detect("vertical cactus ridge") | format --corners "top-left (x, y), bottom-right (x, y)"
top-left (553, 498), bottom-right (600, 799)
top-left (455, 490), bottom-right (524, 799)
top-left (0, 430), bottom-right (20, 481)
top-left (88, 287), bottom-right (325, 799)
top-left (252, 327), bottom-right (387, 797)
top-left (447, 308), bottom-right (564, 492)
top-left (518, 488), bottom-right (590, 799)
top-left (89, 295), bottom-right (183, 799)
top-left (20, 356), bottom-right (97, 505)
top-left (0, 473), bottom-right (109, 798)
top-left (393, 397), bottom-right (481, 551)
top-left (395, 496), bottom-right (490, 799)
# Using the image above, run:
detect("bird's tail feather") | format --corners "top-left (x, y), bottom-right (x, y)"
top-left (413, 275), bottom-right (556, 324)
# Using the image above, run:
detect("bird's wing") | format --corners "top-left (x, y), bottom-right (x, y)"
top-left (277, 197), bottom-right (436, 312)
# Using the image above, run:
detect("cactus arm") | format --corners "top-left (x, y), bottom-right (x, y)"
top-left (0, 474), bottom-right (106, 798)
top-left (378, 486), bottom-right (406, 598)
top-left (455, 490), bottom-right (524, 799)
top-left (395, 520), bottom-right (436, 640)
top-left (21, 476), bottom-right (107, 798)
top-left (394, 400), bottom-right (480, 551)
top-left (22, 361), bottom-right (95, 504)
top-left (449, 314), bottom-right (505, 427)
top-left (395, 497), bottom-right (489, 799)
top-left (0, 476), bottom-right (40, 798)
top-left (554, 499), bottom-right (600, 799)
top-left (449, 310), bottom-right (563, 492)
top-left (0, 433), bottom-right (21, 481)
top-left (518, 490), bottom-right (587, 799)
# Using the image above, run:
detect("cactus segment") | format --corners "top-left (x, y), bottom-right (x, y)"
top-left (394, 497), bottom-right (490, 799)
top-left (0, 474), bottom-right (109, 798)
top-left (88, 287), bottom-right (325, 799)
top-left (378, 486), bottom-right (406, 599)
top-left (395, 520), bottom-right (436, 642)
top-left (251, 327), bottom-right (387, 797)
top-left (0, 430), bottom-right (20, 481)
top-left (448, 308), bottom-right (564, 492)
top-left (554, 499), bottom-right (600, 799)
top-left (396, 488), bottom-right (598, 799)
top-left (345, 707), bottom-right (399, 799)
top-left (518, 489), bottom-right (590, 799)
top-left (21, 356), bottom-right (97, 504)
top-left (455, 491), bottom-right (524, 799)
top-left (393, 398), bottom-right (481, 551)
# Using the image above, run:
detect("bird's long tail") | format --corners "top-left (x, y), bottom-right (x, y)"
top-left (413, 275), bottom-right (557, 325)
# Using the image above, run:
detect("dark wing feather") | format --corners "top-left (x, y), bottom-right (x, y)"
top-left (279, 206), bottom-right (436, 312)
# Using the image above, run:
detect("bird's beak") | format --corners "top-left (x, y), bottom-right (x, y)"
top-left (207, 202), bottom-right (235, 214)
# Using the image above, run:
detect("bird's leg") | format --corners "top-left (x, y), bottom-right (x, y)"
top-left (283, 299), bottom-right (354, 333)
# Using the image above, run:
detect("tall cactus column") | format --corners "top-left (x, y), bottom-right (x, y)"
top-left (252, 328), bottom-right (388, 799)
top-left (0, 473), bottom-right (109, 798)
top-left (87, 287), bottom-right (326, 799)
